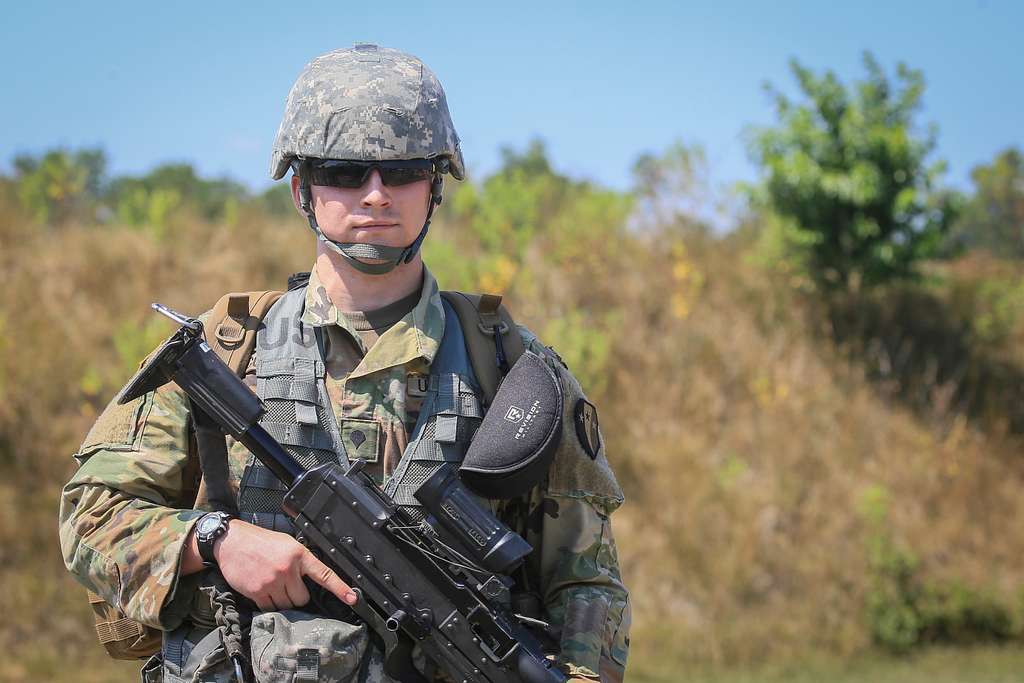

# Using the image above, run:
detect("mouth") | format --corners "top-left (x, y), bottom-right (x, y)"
top-left (353, 221), bottom-right (399, 230)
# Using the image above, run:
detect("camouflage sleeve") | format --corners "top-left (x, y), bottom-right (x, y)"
top-left (517, 327), bottom-right (631, 683)
top-left (57, 376), bottom-right (205, 631)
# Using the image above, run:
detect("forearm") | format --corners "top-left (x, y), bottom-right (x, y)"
top-left (540, 495), bottom-right (631, 682)
top-left (59, 480), bottom-right (204, 629)
top-left (58, 382), bottom-right (203, 629)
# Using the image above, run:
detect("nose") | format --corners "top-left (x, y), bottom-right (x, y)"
top-left (361, 169), bottom-right (391, 208)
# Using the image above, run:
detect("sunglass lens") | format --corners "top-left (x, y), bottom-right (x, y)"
top-left (309, 165), bottom-right (368, 188)
top-left (379, 167), bottom-right (433, 186)
top-left (308, 161), bottom-right (434, 188)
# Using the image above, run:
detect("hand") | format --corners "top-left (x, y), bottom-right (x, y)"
top-left (209, 519), bottom-right (358, 611)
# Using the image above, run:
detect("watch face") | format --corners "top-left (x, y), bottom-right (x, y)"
top-left (198, 515), bottom-right (220, 535)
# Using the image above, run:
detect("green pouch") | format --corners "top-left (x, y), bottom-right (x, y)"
top-left (159, 624), bottom-right (234, 683)
top-left (250, 610), bottom-right (369, 683)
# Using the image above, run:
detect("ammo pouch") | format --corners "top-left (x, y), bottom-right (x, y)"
top-left (250, 610), bottom-right (369, 683)
top-left (149, 610), bottom-right (368, 683)
top-left (87, 589), bottom-right (162, 660)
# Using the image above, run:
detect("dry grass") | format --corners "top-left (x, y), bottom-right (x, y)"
top-left (628, 645), bottom-right (1024, 683)
top-left (3, 199), bottom-right (1024, 682)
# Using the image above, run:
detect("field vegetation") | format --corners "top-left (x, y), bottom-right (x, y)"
top-left (3, 55), bottom-right (1024, 682)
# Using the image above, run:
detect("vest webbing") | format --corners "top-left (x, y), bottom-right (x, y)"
top-left (88, 281), bottom-right (527, 662)
top-left (191, 282), bottom-right (530, 529)
top-left (383, 297), bottom-right (485, 521)
top-left (439, 291), bottom-right (525, 407)
top-left (235, 290), bottom-right (490, 530)
top-left (233, 287), bottom-right (348, 529)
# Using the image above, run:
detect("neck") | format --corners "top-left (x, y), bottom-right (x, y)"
top-left (314, 245), bottom-right (424, 312)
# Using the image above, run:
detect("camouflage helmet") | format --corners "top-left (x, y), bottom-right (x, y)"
top-left (269, 43), bottom-right (465, 181)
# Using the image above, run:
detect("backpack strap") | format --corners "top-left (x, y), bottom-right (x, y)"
top-left (206, 290), bottom-right (285, 374)
top-left (440, 291), bottom-right (526, 407)
top-left (190, 290), bottom-right (284, 514)
top-left (86, 288), bottom-right (287, 660)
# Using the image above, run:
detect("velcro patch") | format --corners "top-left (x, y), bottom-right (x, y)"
top-left (406, 372), bottom-right (428, 415)
top-left (341, 418), bottom-right (380, 463)
top-left (574, 398), bottom-right (601, 460)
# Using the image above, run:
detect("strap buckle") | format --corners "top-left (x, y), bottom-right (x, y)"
top-left (477, 320), bottom-right (510, 336)
top-left (214, 322), bottom-right (245, 344)
top-left (214, 294), bottom-right (251, 344)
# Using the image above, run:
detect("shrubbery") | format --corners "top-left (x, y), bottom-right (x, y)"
top-left (749, 53), bottom-right (959, 292)
top-left (861, 485), bottom-right (1016, 653)
top-left (3, 94), bottom-right (1024, 680)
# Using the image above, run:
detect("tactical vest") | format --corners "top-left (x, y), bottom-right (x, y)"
top-left (156, 286), bottom-right (491, 683)
top-left (235, 286), bottom-right (485, 532)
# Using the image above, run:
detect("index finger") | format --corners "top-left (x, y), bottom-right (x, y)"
top-left (300, 551), bottom-right (359, 605)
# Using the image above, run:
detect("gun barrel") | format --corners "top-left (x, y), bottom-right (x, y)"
top-left (238, 426), bottom-right (304, 487)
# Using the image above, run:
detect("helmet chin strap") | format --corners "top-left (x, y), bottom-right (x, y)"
top-left (297, 166), bottom-right (442, 276)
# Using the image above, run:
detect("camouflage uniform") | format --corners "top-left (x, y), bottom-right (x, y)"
top-left (59, 266), bottom-right (630, 681)
top-left (60, 42), bottom-right (629, 682)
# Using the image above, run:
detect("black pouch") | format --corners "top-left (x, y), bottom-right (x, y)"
top-left (159, 624), bottom-right (232, 683)
top-left (459, 350), bottom-right (563, 498)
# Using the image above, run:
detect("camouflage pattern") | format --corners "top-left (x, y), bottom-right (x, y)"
top-left (503, 329), bottom-right (631, 683)
top-left (302, 267), bottom-right (441, 480)
top-left (59, 379), bottom-right (204, 630)
top-left (270, 44), bottom-right (465, 181)
top-left (59, 265), bottom-right (629, 681)
top-left (250, 610), bottom-right (369, 683)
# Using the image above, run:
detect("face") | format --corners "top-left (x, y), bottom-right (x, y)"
top-left (291, 168), bottom-right (432, 251)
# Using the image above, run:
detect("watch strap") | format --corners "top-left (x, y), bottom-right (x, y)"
top-left (197, 512), bottom-right (231, 566)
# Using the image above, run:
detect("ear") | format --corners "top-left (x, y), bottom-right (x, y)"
top-left (290, 174), bottom-right (305, 216)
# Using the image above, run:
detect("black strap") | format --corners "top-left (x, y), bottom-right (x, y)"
top-left (190, 403), bottom-right (239, 516)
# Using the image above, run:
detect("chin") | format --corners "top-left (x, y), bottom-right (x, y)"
top-left (350, 225), bottom-right (404, 239)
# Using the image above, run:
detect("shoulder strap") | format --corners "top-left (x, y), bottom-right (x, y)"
top-left (188, 290), bottom-right (284, 514)
top-left (440, 291), bottom-right (526, 406)
top-left (84, 288), bottom-right (288, 660)
top-left (205, 290), bottom-right (285, 374)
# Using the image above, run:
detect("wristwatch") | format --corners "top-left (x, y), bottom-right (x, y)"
top-left (195, 511), bottom-right (233, 567)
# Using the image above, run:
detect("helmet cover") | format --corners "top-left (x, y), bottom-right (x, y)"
top-left (270, 43), bottom-right (464, 181)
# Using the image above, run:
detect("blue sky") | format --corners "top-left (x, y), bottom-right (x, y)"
top-left (2, 1), bottom-right (1020, 194)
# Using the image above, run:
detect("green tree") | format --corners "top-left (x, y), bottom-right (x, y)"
top-left (259, 183), bottom-right (297, 217)
top-left (749, 53), bottom-right (957, 290)
top-left (107, 162), bottom-right (248, 224)
top-left (948, 147), bottom-right (1024, 256)
top-left (12, 148), bottom-right (106, 225)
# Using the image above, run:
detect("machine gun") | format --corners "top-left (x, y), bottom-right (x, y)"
top-left (118, 304), bottom-right (567, 683)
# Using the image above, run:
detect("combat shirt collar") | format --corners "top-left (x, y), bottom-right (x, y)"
top-left (300, 265), bottom-right (445, 379)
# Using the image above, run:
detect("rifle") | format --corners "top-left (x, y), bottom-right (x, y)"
top-left (119, 304), bottom-right (567, 683)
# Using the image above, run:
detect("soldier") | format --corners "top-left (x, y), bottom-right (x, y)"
top-left (59, 44), bottom-right (629, 683)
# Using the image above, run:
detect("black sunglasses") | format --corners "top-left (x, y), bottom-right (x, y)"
top-left (305, 159), bottom-right (437, 189)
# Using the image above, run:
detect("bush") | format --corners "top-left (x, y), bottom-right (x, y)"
top-left (749, 53), bottom-right (958, 291)
top-left (862, 486), bottom-right (1016, 652)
